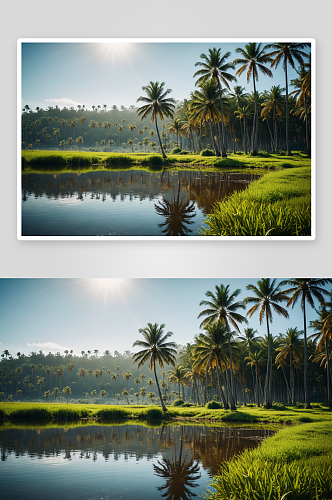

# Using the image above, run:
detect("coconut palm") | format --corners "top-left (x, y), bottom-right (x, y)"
top-left (168, 364), bottom-right (186, 400)
top-left (233, 43), bottom-right (273, 155)
top-left (193, 321), bottom-right (231, 408)
top-left (280, 279), bottom-right (332, 408)
top-left (261, 85), bottom-right (285, 153)
top-left (136, 81), bottom-right (176, 159)
top-left (190, 80), bottom-right (222, 156)
top-left (245, 350), bottom-right (266, 406)
top-left (132, 323), bottom-right (177, 411)
top-left (276, 327), bottom-right (303, 404)
top-left (63, 386), bottom-right (71, 403)
top-left (198, 284), bottom-right (247, 409)
top-left (290, 59), bottom-right (311, 156)
top-left (266, 43), bottom-right (310, 155)
top-left (244, 279), bottom-right (289, 408)
top-left (194, 48), bottom-right (236, 156)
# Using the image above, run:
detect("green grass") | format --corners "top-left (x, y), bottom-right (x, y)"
top-left (201, 166), bottom-right (311, 236)
top-left (1, 402), bottom-right (331, 424)
top-left (21, 150), bottom-right (311, 171)
top-left (208, 421), bottom-right (332, 499)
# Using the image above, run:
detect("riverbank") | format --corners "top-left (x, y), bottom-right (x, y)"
top-left (21, 150), bottom-right (311, 171)
top-left (208, 421), bottom-right (332, 499)
top-left (0, 402), bottom-right (330, 424)
top-left (201, 166), bottom-right (311, 236)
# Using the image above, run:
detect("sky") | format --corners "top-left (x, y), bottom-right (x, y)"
top-left (0, 278), bottom-right (329, 359)
top-left (21, 40), bottom-right (311, 112)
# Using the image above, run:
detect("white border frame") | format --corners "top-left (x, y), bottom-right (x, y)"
top-left (17, 38), bottom-right (316, 241)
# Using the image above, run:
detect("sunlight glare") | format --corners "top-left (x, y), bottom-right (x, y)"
top-left (83, 278), bottom-right (130, 305)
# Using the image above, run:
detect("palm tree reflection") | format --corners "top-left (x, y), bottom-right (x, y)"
top-left (153, 428), bottom-right (201, 500)
top-left (155, 173), bottom-right (196, 236)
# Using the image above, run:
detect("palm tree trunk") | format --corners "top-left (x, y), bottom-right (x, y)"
top-left (264, 316), bottom-right (272, 408)
top-left (285, 62), bottom-right (292, 156)
top-left (217, 360), bottom-right (230, 409)
top-left (304, 94), bottom-right (310, 157)
top-left (217, 80), bottom-right (227, 157)
top-left (153, 361), bottom-right (167, 411)
top-left (155, 117), bottom-right (166, 159)
top-left (325, 336), bottom-right (331, 407)
top-left (252, 79), bottom-right (258, 155)
top-left (208, 118), bottom-right (220, 157)
top-left (303, 299), bottom-right (311, 408)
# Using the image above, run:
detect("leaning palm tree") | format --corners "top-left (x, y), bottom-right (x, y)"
top-left (198, 284), bottom-right (247, 409)
top-left (132, 323), bottom-right (177, 411)
top-left (266, 42), bottom-right (310, 155)
top-left (194, 48), bottom-right (236, 156)
top-left (280, 279), bottom-right (332, 408)
top-left (136, 82), bottom-right (175, 159)
top-left (233, 43), bottom-right (273, 155)
top-left (244, 279), bottom-right (289, 408)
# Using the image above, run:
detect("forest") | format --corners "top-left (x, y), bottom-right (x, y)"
top-left (21, 43), bottom-right (311, 158)
top-left (1, 279), bottom-right (330, 410)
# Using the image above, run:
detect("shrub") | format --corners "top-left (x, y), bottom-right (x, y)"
top-left (140, 155), bottom-right (164, 166)
top-left (206, 401), bottom-right (222, 409)
top-left (172, 399), bottom-right (185, 407)
top-left (9, 407), bottom-right (53, 421)
top-left (271, 402), bottom-right (287, 410)
top-left (105, 155), bottom-right (133, 166)
top-left (0, 409), bottom-right (5, 421)
top-left (221, 411), bottom-right (258, 422)
top-left (180, 402), bottom-right (194, 407)
top-left (170, 147), bottom-right (182, 154)
top-left (177, 150), bottom-right (190, 155)
top-left (200, 149), bottom-right (215, 156)
top-left (96, 408), bottom-right (129, 420)
top-left (296, 402), bottom-right (305, 409)
top-left (278, 150), bottom-right (287, 155)
top-left (67, 155), bottom-right (98, 166)
top-left (299, 416), bottom-right (314, 423)
top-left (138, 408), bottom-right (164, 420)
top-left (53, 408), bottom-right (85, 422)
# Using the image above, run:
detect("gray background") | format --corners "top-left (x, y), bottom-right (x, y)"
top-left (2, 0), bottom-right (330, 278)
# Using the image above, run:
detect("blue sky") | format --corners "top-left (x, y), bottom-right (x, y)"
top-left (21, 41), bottom-right (311, 111)
top-left (0, 278), bottom-right (328, 358)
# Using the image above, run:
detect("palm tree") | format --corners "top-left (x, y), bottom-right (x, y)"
top-left (168, 364), bottom-right (186, 401)
top-left (245, 350), bottom-right (266, 406)
top-left (136, 81), bottom-right (176, 159)
top-left (244, 279), bottom-right (289, 408)
top-left (280, 279), bottom-right (332, 408)
top-left (234, 43), bottom-right (273, 155)
top-left (198, 284), bottom-right (247, 409)
top-left (190, 80), bottom-right (223, 156)
top-left (276, 327), bottom-right (303, 404)
top-left (266, 43), bottom-right (310, 155)
top-left (290, 60), bottom-right (311, 156)
top-left (193, 321), bottom-right (231, 408)
top-left (310, 294), bottom-right (332, 407)
top-left (63, 386), bottom-right (71, 403)
top-left (132, 323), bottom-right (177, 411)
top-left (261, 85), bottom-right (285, 153)
top-left (194, 48), bottom-right (236, 156)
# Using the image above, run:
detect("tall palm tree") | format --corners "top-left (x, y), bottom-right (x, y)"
top-left (190, 80), bottom-right (222, 157)
top-left (245, 350), bottom-right (266, 406)
top-left (168, 364), bottom-right (186, 400)
top-left (261, 85), bottom-right (285, 153)
top-left (234, 43), bottom-right (273, 155)
top-left (136, 82), bottom-right (175, 159)
top-left (310, 293), bottom-right (332, 407)
top-left (266, 43), bottom-right (310, 155)
top-left (290, 59), bottom-right (311, 156)
top-left (244, 279), bottom-right (289, 408)
top-left (280, 279), bottom-right (332, 408)
top-left (194, 48), bottom-right (236, 157)
top-left (275, 327), bottom-right (303, 404)
top-left (193, 321), bottom-right (231, 408)
top-left (198, 284), bottom-right (247, 409)
top-left (132, 323), bottom-right (177, 411)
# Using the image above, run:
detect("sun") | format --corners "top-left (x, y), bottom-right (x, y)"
top-left (83, 278), bottom-right (129, 304)
top-left (97, 42), bottom-right (133, 62)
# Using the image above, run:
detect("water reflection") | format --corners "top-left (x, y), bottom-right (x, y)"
top-left (153, 427), bottom-right (201, 499)
top-left (0, 424), bottom-right (272, 500)
top-left (21, 169), bottom-right (260, 237)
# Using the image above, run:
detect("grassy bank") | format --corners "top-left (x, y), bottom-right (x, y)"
top-left (201, 166), bottom-right (311, 236)
top-left (21, 150), bottom-right (311, 171)
top-left (208, 421), bottom-right (332, 499)
top-left (0, 402), bottom-right (330, 424)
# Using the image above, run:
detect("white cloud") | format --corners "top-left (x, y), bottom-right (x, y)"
top-left (27, 342), bottom-right (68, 352)
top-left (44, 97), bottom-right (82, 108)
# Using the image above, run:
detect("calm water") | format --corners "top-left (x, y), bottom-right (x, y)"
top-left (0, 423), bottom-right (271, 499)
top-left (21, 169), bottom-right (260, 236)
